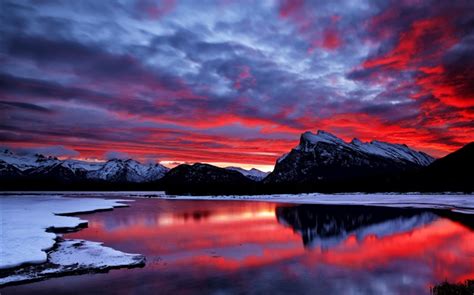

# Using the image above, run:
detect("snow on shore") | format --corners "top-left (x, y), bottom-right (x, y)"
top-left (35, 191), bottom-right (471, 214)
top-left (0, 239), bottom-right (144, 286)
top-left (0, 195), bottom-right (133, 270)
top-left (160, 193), bottom-right (474, 214)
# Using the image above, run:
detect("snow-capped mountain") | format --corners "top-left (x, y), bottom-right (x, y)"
top-left (350, 139), bottom-right (434, 166)
top-left (0, 159), bottom-right (23, 179)
top-left (2, 138), bottom-right (471, 192)
top-left (226, 166), bottom-right (269, 181)
top-left (297, 131), bottom-right (434, 165)
top-left (87, 159), bottom-right (168, 183)
top-left (0, 149), bottom-right (168, 183)
top-left (265, 130), bottom-right (435, 185)
top-left (0, 150), bottom-right (60, 171)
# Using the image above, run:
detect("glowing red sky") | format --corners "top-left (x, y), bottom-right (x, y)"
top-left (1, 0), bottom-right (473, 170)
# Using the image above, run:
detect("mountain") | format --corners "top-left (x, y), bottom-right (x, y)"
top-left (1, 138), bottom-right (470, 193)
top-left (0, 150), bottom-right (60, 171)
top-left (0, 150), bottom-right (169, 188)
top-left (225, 166), bottom-right (269, 181)
top-left (24, 162), bottom-right (87, 183)
top-left (404, 142), bottom-right (474, 192)
top-left (350, 138), bottom-right (433, 166)
top-left (86, 159), bottom-right (168, 183)
top-left (160, 163), bottom-right (257, 195)
top-left (264, 130), bottom-right (435, 189)
top-left (0, 160), bottom-right (23, 179)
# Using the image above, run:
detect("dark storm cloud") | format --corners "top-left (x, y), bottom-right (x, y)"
top-left (0, 73), bottom-right (113, 103)
top-left (0, 100), bottom-right (51, 113)
top-left (3, 35), bottom-right (183, 88)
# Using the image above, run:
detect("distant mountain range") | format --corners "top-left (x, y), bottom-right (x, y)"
top-left (225, 166), bottom-right (269, 181)
top-left (0, 151), bottom-right (169, 183)
top-left (0, 130), bottom-right (472, 193)
top-left (0, 150), bottom-right (266, 190)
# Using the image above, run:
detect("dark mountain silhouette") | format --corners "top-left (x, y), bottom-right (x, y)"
top-left (411, 142), bottom-right (474, 192)
top-left (159, 163), bottom-right (257, 195)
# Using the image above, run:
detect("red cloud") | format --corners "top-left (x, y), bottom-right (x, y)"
top-left (358, 10), bottom-right (473, 156)
top-left (416, 69), bottom-right (474, 108)
top-left (136, 0), bottom-right (176, 19)
top-left (308, 28), bottom-right (342, 53)
top-left (278, 0), bottom-right (305, 19)
top-left (233, 66), bottom-right (256, 90)
top-left (321, 28), bottom-right (342, 50)
top-left (363, 17), bottom-right (457, 70)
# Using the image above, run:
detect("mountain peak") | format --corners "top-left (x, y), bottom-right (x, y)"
top-left (0, 150), bottom-right (169, 183)
top-left (226, 166), bottom-right (269, 181)
top-left (295, 130), bottom-right (434, 166)
top-left (351, 139), bottom-right (434, 166)
top-left (298, 130), bottom-right (346, 150)
top-left (351, 138), bottom-right (363, 145)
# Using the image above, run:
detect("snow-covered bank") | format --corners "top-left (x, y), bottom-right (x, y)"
top-left (159, 193), bottom-right (474, 214)
top-left (0, 195), bottom-right (132, 269)
top-left (0, 239), bottom-right (144, 286)
top-left (0, 195), bottom-right (145, 286)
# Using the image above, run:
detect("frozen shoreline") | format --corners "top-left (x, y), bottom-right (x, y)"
top-left (158, 193), bottom-right (474, 214)
top-left (2, 192), bottom-right (473, 215)
top-left (0, 238), bottom-right (145, 286)
top-left (0, 195), bottom-right (145, 286)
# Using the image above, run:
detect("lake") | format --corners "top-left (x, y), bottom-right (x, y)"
top-left (2, 197), bottom-right (474, 295)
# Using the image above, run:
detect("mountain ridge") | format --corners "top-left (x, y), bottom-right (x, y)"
top-left (1, 131), bottom-right (472, 193)
top-left (0, 150), bottom-right (169, 184)
top-left (265, 130), bottom-right (435, 186)
top-left (296, 130), bottom-right (434, 166)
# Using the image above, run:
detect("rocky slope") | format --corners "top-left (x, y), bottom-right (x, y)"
top-left (265, 130), bottom-right (435, 185)
top-left (401, 142), bottom-right (474, 192)
top-left (225, 166), bottom-right (269, 181)
top-left (160, 163), bottom-right (257, 194)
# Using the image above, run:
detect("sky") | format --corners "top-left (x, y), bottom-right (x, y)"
top-left (1, 0), bottom-right (473, 171)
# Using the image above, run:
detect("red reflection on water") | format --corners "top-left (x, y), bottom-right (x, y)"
top-left (66, 199), bottom-right (473, 287)
top-left (68, 200), bottom-right (305, 270)
top-left (305, 219), bottom-right (474, 283)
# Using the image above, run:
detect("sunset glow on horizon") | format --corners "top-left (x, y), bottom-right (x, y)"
top-left (1, 0), bottom-right (473, 169)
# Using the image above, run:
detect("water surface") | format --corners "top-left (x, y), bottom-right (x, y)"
top-left (3, 197), bottom-right (474, 295)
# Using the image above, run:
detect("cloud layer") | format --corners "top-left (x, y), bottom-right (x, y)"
top-left (1, 0), bottom-right (473, 169)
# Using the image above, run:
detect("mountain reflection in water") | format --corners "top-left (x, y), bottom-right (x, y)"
top-left (4, 198), bottom-right (474, 295)
top-left (275, 205), bottom-right (438, 249)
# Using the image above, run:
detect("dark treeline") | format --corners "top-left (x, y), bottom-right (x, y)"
top-left (1, 169), bottom-right (472, 195)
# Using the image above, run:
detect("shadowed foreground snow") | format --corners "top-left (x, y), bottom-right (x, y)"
top-left (0, 195), bottom-right (145, 286)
